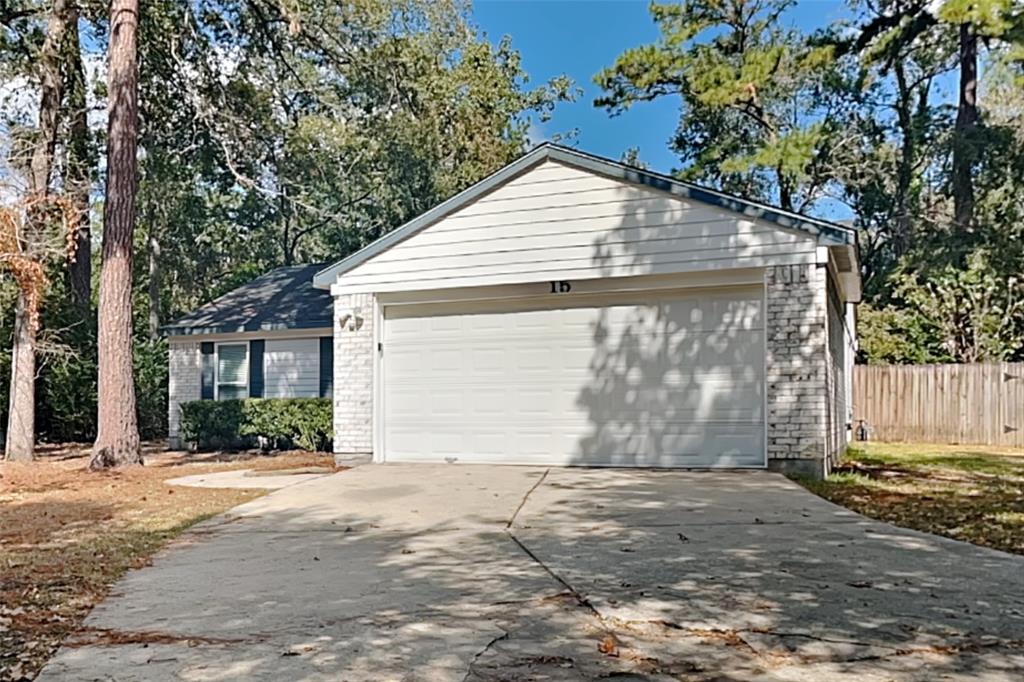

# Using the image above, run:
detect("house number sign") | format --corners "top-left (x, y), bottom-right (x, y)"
top-left (549, 280), bottom-right (572, 294)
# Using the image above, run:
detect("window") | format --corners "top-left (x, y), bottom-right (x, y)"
top-left (216, 343), bottom-right (248, 400)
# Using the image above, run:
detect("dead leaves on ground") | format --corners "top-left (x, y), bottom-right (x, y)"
top-left (0, 448), bottom-right (335, 681)
top-left (802, 445), bottom-right (1024, 556)
top-left (597, 632), bottom-right (620, 657)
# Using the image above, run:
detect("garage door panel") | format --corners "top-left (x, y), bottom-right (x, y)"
top-left (471, 348), bottom-right (506, 373)
top-left (388, 391), bottom-right (763, 430)
top-left (385, 347), bottom-right (428, 374)
top-left (580, 424), bottom-right (763, 466)
top-left (383, 285), bottom-right (765, 468)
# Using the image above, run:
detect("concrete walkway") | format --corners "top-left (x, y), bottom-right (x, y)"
top-left (165, 468), bottom-right (330, 490)
top-left (40, 465), bottom-right (1024, 681)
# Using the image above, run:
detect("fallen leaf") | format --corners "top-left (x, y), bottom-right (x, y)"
top-left (598, 634), bottom-right (619, 657)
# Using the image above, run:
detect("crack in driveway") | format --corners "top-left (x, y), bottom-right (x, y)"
top-left (461, 630), bottom-right (510, 682)
top-left (38, 465), bottom-right (1024, 682)
top-left (493, 471), bottom-right (1024, 677)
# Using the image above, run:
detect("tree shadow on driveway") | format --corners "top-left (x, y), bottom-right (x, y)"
top-left (38, 465), bottom-right (1024, 681)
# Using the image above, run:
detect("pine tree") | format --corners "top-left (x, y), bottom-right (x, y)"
top-left (90, 0), bottom-right (142, 469)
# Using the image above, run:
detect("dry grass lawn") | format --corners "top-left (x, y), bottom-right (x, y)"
top-left (0, 444), bottom-right (338, 681)
top-left (800, 442), bottom-right (1024, 556)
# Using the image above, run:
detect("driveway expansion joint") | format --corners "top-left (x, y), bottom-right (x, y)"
top-left (501, 468), bottom-right (604, 618)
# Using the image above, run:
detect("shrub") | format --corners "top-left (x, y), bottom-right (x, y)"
top-left (134, 338), bottom-right (169, 440)
top-left (179, 398), bottom-right (332, 452)
top-left (178, 400), bottom-right (244, 450)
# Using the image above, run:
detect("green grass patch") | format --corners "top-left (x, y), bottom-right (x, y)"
top-left (794, 442), bottom-right (1024, 555)
top-left (848, 443), bottom-right (1024, 477)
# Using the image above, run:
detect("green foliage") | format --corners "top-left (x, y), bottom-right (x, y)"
top-left (137, 0), bottom-right (577, 322)
top-left (937, 0), bottom-right (1022, 36)
top-left (598, 0), bottom-right (1024, 364)
top-left (855, 304), bottom-right (942, 365)
top-left (178, 401), bottom-right (244, 451)
top-left (36, 341), bottom-right (98, 443)
top-left (595, 0), bottom-right (845, 211)
top-left (0, 266), bottom-right (169, 444)
top-left (858, 249), bottom-right (1024, 364)
top-left (240, 398), bottom-right (333, 452)
top-left (179, 398), bottom-right (333, 452)
top-left (894, 251), bottom-right (1024, 363)
top-left (1, 0), bottom-right (576, 452)
top-left (133, 339), bottom-right (169, 440)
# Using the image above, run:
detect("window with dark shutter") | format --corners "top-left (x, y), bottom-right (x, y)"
top-left (200, 342), bottom-right (215, 400)
top-left (249, 340), bottom-right (265, 398)
top-left (319, 336), bottom-right (333, 398)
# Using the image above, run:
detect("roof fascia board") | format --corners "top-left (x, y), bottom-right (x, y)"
top-left (160, 319), bottom-right (333, 337)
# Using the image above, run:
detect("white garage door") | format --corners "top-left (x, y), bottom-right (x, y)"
top-left (383, 285), bottom-right (765, 468)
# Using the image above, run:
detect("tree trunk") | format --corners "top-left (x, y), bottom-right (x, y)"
top-left (91, 0), bottom-right (141, 469)
top-left (5, 0), bottom-right (68, 462)
top-left (279, 165), bottom-right (293, 266)
top-left (147, 226), bottom-right (160, 340)
top-left (65, 4), bottom-right (92, 310)
top-left (5, 295), bottom-right (35, 461)
top-left (777, 171), bottom-right (793, 213)
top-left (28, 0), bottom-right (65, 196)
top-left (892, 62), bottom-right (915, 258)
top-left (952, 22), bottom-right (978, 234)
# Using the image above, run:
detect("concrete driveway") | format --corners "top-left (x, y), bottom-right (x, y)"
top-left (40, 465), bottom-right (1024, 681)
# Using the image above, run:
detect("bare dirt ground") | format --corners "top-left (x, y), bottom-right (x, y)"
top-left (0, 443), bottom-right (337, 681)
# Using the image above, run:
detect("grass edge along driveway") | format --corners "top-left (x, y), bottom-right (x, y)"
top-left (0, 447), bottom-right (336, 682)
top-left (796, 442), bottom-right (1024, 556)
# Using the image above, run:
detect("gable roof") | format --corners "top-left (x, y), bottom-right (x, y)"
top-left (164, 264), bottom-right (333, 336)
top-left (313, 143), bottom-right (857, 289)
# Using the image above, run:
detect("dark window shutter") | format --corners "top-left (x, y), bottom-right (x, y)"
top-left (200, 342), bottom-right (215, 400)
top-left (249, 340), bottom-right (264, 398)
top-left (319, 336), bottom-right (333, 398)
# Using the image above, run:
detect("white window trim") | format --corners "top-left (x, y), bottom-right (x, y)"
top-left (214, 341), bottom-right (250, 400)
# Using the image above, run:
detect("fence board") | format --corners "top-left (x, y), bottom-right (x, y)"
top-left (853, 363), bottom-right (1024, 447)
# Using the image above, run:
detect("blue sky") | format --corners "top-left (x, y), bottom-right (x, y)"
top-left (474, 0), bottom-right (856, 177)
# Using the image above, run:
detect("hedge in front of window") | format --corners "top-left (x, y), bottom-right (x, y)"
top-left (179, 398), bottom-right (332, 452)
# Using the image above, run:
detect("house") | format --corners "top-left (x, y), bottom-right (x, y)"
top-left (163, 263), bottom-right (335, 446)
top-left (167, 144), bottom-right (860, 478)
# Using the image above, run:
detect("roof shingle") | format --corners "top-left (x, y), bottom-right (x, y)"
top-left (164, 264), bottom-right (333, 336)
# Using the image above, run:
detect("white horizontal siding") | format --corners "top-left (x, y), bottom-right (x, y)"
top-left (264, 338), bottom-right (320, 399)
top-left (337, 160), bottom-right (817, 293)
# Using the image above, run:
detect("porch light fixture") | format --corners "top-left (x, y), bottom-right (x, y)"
top-left (338, 306), bottom-right (363, 331)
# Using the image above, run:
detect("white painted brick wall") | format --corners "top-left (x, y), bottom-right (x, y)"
top-left (765, 263), bottom-right (829, 476)
top-left (333, 292), bottom-right (374, 456)
top-left (167, 340), bottom-right (201, 448)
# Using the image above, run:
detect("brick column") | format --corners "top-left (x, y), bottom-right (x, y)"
top-left (167, 340), bottom-right (201, 449)
top-left (332, 292), bottom-right (375, 465)
top-left (765, 264), bottom-right (829, 479)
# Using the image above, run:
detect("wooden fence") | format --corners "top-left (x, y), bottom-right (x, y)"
top-left (853, 363), bottom-right (1024, 447)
